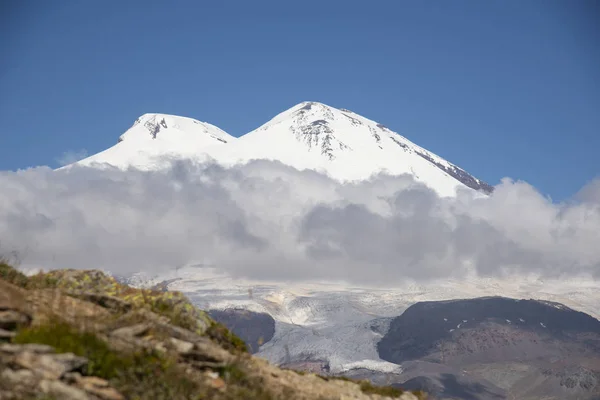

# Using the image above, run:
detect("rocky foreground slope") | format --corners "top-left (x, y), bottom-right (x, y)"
top-left (0, 262), bottom-right (425, 400)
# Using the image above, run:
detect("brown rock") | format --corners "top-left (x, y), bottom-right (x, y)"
top-left (209, 377), bottom-right (226, 390)
top-left (39, 379), bottom-right (91, 400)
top-left (0, 280), bottom-right (27, 312)
top-left (77, 376), bottom-right (109, 388)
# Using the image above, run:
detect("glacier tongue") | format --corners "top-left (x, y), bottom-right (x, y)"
top-left (67, 102), bottom-right (493, 197)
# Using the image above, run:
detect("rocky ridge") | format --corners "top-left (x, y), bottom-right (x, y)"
top-left (0, 262), bottom-right (424, 400)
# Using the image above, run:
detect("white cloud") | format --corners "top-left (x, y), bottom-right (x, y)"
top-left (55, 149), bottom-right (88, 166)
top-left (576, 177), bottom-right (600, 205)
top-left (0, 160), bottom-right (599, 285)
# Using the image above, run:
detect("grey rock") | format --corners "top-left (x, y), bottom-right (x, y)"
top-left (16, 351), bottom-right (88, 380)
top-left (155, 321), bottom-right (204, 343)
top-left (397, 393), bottom-right (421, 400)
top-left (0, 343), bottom-right (55, 354)
top-left (63, 371), bottom-right (83, 383)
top-left (0, 310), bottom-right (30, 330)
top-left (168, 337), bottom-right (194, 354)
top-left (189, 360), bottom-right (227, 370)
top-left (1, 367), bottom-right (38, 387)
top-left (103, 331), bottom-right (151, 354)
top-left (0, 328), bottom-right (15, 339)
top-left (39, 379), bottom-right (91, 400)
top-left (111, 323), bottom-right (151, 338)
top-left (77, 376), bottom-right (125, 400)
top-left (182, 338), bottom-right (233, 365)
top-left (74, 293), bottom-right (132, 313)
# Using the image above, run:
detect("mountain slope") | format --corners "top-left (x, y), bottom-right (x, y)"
top-left (72, 113), bottom-right (234, 170)
top-left (66, 102), bottom-right (492, 197)
top-left (378, 297), bottom-right (600, 400)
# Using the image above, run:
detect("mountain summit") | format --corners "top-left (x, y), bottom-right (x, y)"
top-left (69, 102), bottom-right (493, 196)
top-left (74, 113), bottom-right (235, 170)
top-left (211, 102), bottom-right (493, 196)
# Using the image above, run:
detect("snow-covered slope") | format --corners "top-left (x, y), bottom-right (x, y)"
top-left (122, 265), bottom-right (600, 375)
top-left (211, 102), bottom-right (492, 196)
top-left (70, 113), bottom-right (234, 170)
top-left (66, 102), bottom-right (492, 197)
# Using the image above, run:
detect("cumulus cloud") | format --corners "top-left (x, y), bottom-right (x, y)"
top-left (0, 160), bottom-right (599, 285)
top-left (55, 149), bottom-right (89, 166)
top-left (576, 178), bottom-right (600, 205)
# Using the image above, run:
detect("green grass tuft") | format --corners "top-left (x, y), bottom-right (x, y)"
top-left (216, 360), bottom-right (274, 400)
top-left (0, 261), bottom-right (29, 287)
top-left (13, 320), bottom-right (152, 379)
top-left (312, 373), bottom-right (426, 399)
top-left (0, 261), bottom-right (59, 289)
top-left (358, 380), bottom-right (404, 397)
top-left (13, 321), bottom-right (204, 400)
top-left (206, 320), bottom-right (249, 353)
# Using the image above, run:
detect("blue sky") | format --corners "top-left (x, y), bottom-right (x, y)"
top-left (1, 0), bottom-right (598, 201)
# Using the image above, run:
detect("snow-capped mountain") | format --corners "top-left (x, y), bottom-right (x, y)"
top-left (211, 102), bottom-right (493, 196)
top-left (71, 113), bottom-right (235, 170)
top-left (69, 102), bottom-right (492, 197)
top-left (54, 102), bottom-right (600, 398)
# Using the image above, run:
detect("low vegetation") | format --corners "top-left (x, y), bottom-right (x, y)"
top-left (314, 373), bottom-right (426, 399)
top-left (13, 320), bottom-right (201, 399)
top-left (206, 320), bottom-right (249, 353)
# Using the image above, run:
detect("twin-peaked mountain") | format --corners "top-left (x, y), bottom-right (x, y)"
top-left (72, 101), bottom-right (493, 197)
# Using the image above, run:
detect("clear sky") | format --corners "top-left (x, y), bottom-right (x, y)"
top-left (1, 0), bottom-right (598, 201)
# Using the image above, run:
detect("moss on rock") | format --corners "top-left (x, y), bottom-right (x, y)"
top-left (13, 320), bottom-right (204, 399)
top-left (41, 269), bottom-right (212, 335)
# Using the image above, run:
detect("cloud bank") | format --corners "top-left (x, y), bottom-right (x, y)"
top-left (1, 161), bottom-right (599, 285)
